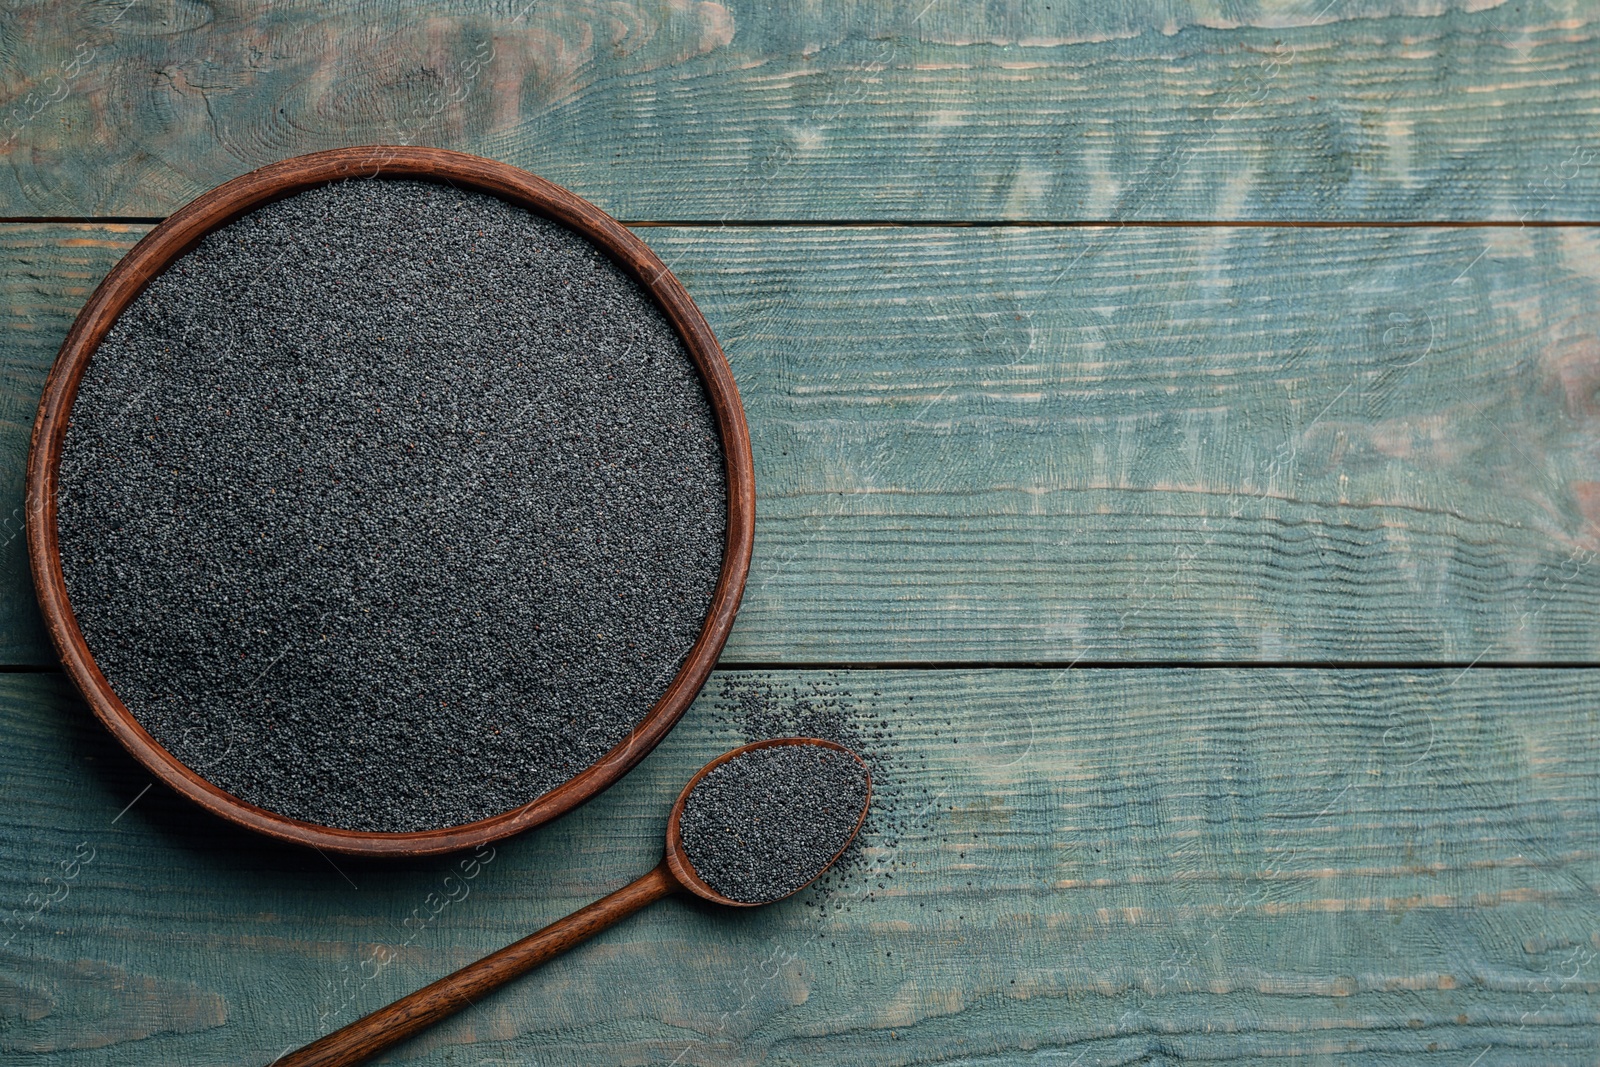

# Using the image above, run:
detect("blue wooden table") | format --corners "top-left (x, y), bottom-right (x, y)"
top-left (3, 2), bottom-right (1599, 1063)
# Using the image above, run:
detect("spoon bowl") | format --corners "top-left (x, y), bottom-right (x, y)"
top-left (274, 737), bottom-right (871, 1067)
top-left (667, 737), bottom-right (872, 907)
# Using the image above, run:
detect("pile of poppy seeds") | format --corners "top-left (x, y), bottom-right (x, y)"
top-left (55, 178), bottom-right (727, 833)
top-left (678, 744), bottom-right (870, 904)
top-left (709, 674), bottom-right (947, 930)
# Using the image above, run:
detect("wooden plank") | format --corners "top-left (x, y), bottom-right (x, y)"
top-left (675, 222), bottom-right (1600, 663)
top-left (685, 223), bottom-right (1600, 664)
top-left (6, 222), bottom-right (1600, 664)
top-left (1, 1), bottom-right (1597, 221)
top-left (2, 666), bottom-right (1596, 1062)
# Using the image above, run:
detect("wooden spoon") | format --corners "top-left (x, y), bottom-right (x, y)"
top-left (272, 737), bottom-right (870, 1067)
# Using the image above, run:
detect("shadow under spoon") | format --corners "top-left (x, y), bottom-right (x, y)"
top-left (273, 737), bottom-right (871, 1067)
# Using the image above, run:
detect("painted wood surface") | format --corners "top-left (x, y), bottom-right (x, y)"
top-left (5, 221), bottom-right (1600, 665)
top-left (6, 1), bottom-right (1600, 1062)
top-left (1, 1), bottom-right (1598, 221)
top-left (1, 668), bottom-right (1595, 1064)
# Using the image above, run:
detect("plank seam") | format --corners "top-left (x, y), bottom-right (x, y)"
top-left (6, 218), bottom-right (1600, 229)
top-left (715, 660), bottom-right (1600, 671)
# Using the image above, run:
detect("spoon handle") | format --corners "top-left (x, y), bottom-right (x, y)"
top-left (273, 861), bottom-right (678, 1067)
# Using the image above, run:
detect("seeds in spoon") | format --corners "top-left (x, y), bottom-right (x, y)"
top-left (677, 743), bottom-right (869, 904)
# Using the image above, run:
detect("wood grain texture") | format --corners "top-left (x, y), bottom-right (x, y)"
top-left (5, 221), bottom-right (1600, 665)
top-left (1, 667), bottom-right (1595, 1064)
top-left (1, 1), bottom-right (1597, 221)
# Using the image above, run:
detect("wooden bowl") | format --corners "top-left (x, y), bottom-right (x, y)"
top-left (24, 147), bottom-right (755, 857)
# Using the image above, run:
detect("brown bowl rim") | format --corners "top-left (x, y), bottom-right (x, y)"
top-left (23, 146), bottom-right (755, 857)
